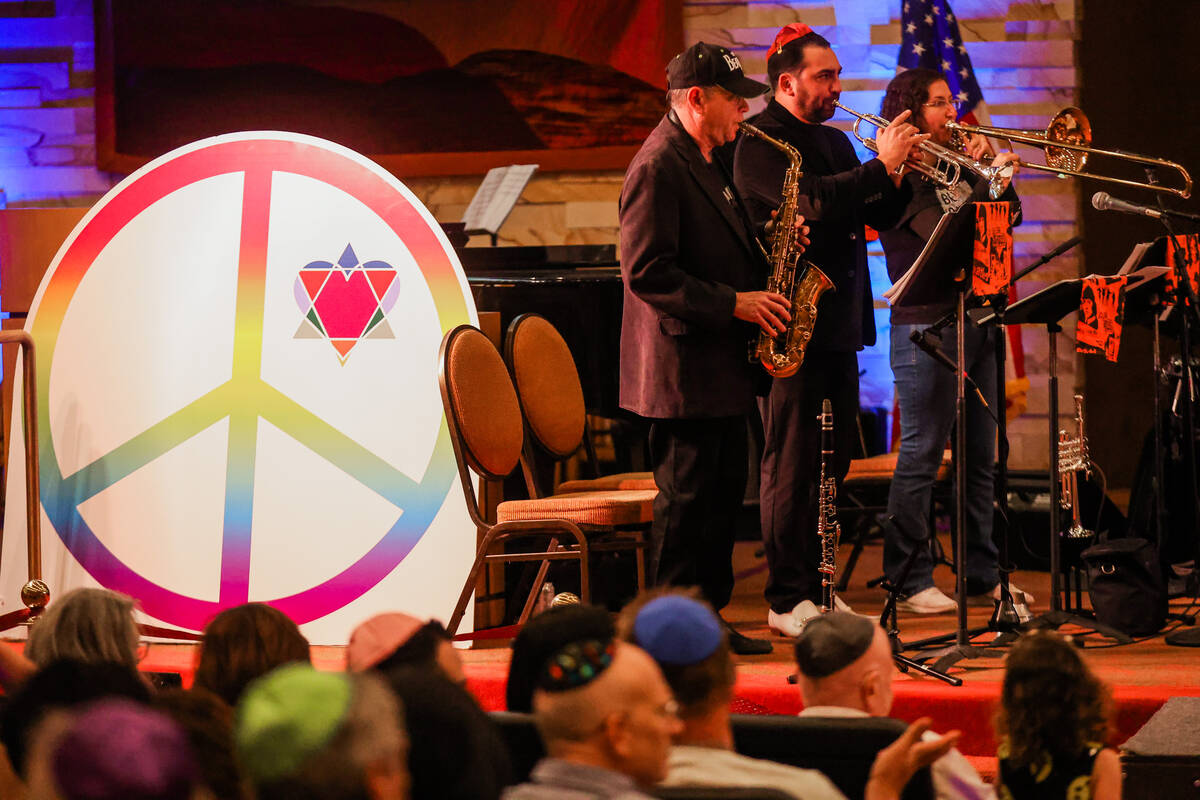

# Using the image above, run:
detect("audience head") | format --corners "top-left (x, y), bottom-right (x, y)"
top-left (507, 602), bottom-right (614, 712)
top-left (622, 594), bottom-right (734, 720)
top-left (996, 630), bottom-right (1112, 767)
top-left (25, 698), bottom-right (201, 800)
top-left (532, 639), bottom-right (682, 788)
top-left (235, 663), bottom-right (408, 800)
top-left (0, 658), bottom-right (152, 777)
top-left (347, 613), bottom-right (464, 686)
top-left (155, 688), bottom-right (245, 800)
top-left (382, 665), bottom-right (511, 800)
top-left (794, 613), bottom-right (894, 716)
top-left (24, 587), bottom-right (140, 671)
top-left (194, 603), bottom-right (310, 707)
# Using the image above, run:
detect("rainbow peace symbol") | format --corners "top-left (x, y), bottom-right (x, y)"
top-left (28, 133), bottom-right (473, 630)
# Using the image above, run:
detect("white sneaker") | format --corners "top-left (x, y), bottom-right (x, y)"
top-left (897, 586), bottom-right (958, 614)
top-left (767, 600), bottom-right (821, 638)
top-left (832, 596), bottom-right (871, 617)
top-left (968, 583), bottom-right (1036, 606)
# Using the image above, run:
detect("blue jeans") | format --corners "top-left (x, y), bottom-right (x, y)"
top-left (884, 321), bottom-right (999, 595)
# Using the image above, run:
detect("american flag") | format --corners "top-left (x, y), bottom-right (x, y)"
top-left (898, 0), bottom-right (984, 124)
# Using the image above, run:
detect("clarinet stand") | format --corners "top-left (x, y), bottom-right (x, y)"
top-left (870, 514), bottom-right (962, 685)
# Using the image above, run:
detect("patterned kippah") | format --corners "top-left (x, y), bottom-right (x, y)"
top-left (537, 638), bottom-right (616, 692)
top-left (794, 612), bottom-right (876, 679)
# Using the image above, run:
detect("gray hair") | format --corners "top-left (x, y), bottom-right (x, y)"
top-left (25, 588), bottom-right (140, 670)
top-left (253, 672), bottom-right (408, 800)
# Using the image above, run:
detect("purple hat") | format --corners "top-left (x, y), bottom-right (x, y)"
top-left (52, 698), bottom-right (198, 800)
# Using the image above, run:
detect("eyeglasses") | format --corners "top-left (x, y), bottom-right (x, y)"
top-left (923, 99), bottom-right (955, 110)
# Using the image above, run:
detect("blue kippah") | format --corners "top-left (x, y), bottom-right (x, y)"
top-left (633, 595), bottom-right (723, 666)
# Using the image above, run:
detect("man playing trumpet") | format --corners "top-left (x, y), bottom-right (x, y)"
top-left (733, 24), bottom-right (925, 637)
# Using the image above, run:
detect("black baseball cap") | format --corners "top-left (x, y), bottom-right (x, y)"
top-left (667, 42), bottom-right (769, 99)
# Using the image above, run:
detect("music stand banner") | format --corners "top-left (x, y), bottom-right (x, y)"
top-left (1165, 233), bottom-right (1200, 300)
top-left (971, 201), bottom-right (1012, 297)
top-left (1076, 275), bottom-right (1128, 363)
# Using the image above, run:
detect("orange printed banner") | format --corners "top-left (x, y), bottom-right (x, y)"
top-left (1076, 275), bottom-right (1128, 363)
top-left (971, 202), bottom-right (1012, 296)
top-left (1165, 233), bottom-right (1200, 300)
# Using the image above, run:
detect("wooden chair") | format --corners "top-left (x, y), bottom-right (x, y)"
top-left (438, 324), bottom-right (650, 636)
top-left (837, 449), bottom-right (953, 591)
top-left (504, 313), bottom-right (655, 494)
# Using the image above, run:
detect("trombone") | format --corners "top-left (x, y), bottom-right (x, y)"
top-left (833, 101), bottom-right (1012, 209)
top-left (947, 107), bottom-right (1192, 199)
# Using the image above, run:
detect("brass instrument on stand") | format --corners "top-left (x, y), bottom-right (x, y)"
top-left (1058, 393), bottom-right (1095, 539)
top-left (817, 398), bottom-right (842, 612)
top-left (738, 122), bottom-right (834, 377)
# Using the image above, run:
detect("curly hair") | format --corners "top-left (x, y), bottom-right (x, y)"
top-left (994, 630), bottom-right (1112, 768)
top-left (880, 67), bottom-right (946, 129)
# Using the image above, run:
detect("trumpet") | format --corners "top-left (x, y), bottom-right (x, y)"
top-left (947, 106), bottom-right (1192, 199)
top-left (833, 101), bottom-right (1013, 211)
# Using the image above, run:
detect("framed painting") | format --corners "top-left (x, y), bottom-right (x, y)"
top-left (94, 0), bottom-right (683, 176)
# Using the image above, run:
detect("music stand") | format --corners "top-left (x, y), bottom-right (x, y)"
top-left (1002, 270), bottom-right (1166, 643)
top-left (887, 201), bottom-right (1006, 672)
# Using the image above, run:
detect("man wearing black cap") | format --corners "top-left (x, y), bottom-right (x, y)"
top-left (794, 613), bottom-right (994, 800)
top-left (733, 24), bottom-right (926, 638)
top-left (620, 42), bottom-right (801, 655)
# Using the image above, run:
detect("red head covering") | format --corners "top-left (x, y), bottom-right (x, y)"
top-left (771, 23), bottom-right (814, 57)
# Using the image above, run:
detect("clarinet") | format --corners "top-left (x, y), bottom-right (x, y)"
top-left (817, 398), bottom-right (842, 612)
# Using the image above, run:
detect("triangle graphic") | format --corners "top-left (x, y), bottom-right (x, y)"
top-left (338, 244), bottom-right (358, 270)
top-left (366, 270), bottom-right (397, 299)
top-left (362, 307), bottom-right (386, 336)
top-left (300, 270), bottom-right (328, 301)
top-left (294, 318), bottom-right (323, 339)
top-left (364, 318), bottom-right (395, 339)
top-left (331, 339), bottom-right (356, 359)
top-left (305, 307), bottom-right (326, 335)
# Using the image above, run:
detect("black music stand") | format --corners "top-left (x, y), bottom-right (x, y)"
top-left (887, 201), bottom-right (1006, 672)
top-left (1002, 271), bottom-right (1167, 644)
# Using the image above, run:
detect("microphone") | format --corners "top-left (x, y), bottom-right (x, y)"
top-left (910, 330), bottom-right (993, 414)
top-left (1091, 191), bottom-right (1164, 219)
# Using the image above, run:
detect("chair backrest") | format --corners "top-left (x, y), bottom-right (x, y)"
top-left (489, 710), bottom-right (545, 784)
top-left (731, 714), bottom-right (935, 800)
top-left (505, 313), bottom-right (587, 460)
top-left (439, 325), bottom-right (526, 486)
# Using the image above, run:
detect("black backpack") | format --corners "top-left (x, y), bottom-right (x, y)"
top-left (1081, 536), bottom-right (1168, 636)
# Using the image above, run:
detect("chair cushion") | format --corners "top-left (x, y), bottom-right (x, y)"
top-left (508, 315), bottom-right (586, 458)
top-left (496, 489), bottom-right (656, 526)
top-left (556, 472), bottom-right (657, 493)
top-left (445, 328), bottom-right (524, 478)
top-left (844, 450), bottom-right (952, 483)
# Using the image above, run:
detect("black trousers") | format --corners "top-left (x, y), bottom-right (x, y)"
top-left (647, 415), bottom-right (749, 612)
top-left (759, 351), bottom-right (859, 613)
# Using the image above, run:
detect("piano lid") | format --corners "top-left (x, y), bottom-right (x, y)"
top-left (454, 244), bottom-right (617, 273)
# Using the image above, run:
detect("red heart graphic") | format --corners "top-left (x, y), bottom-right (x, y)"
top-left (311, 268), bottom-right (390, 339)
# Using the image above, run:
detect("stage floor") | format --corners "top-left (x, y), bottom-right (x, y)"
top-left (11, 535), bottom-right (1199, 765)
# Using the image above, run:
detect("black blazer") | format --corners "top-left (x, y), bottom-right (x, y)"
top-left (619, 114), bottom-right (769, 419)
top-left (733, 99), bottom-right (911, 352)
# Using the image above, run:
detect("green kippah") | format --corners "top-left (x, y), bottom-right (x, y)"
top-left (234, 663), bottom-right (353, 782)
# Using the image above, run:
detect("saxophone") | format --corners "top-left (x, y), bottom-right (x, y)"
top-left (817, 398), bottom-right (842, 612)
top-left (738, 122), bottom-right (835, 378)
top-left (1058, 393), bottom-right (1094, 539)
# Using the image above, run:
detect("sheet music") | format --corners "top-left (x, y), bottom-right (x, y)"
top-left (1117, 241), bottom-right (1154, 275)
top-left (882, 210), bottom-right (956, 304)
top-left (462, 164), bottom-right (539, 237)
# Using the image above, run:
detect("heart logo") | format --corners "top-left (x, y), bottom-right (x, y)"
top-left (294, 243), bottom-right (400, 362)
